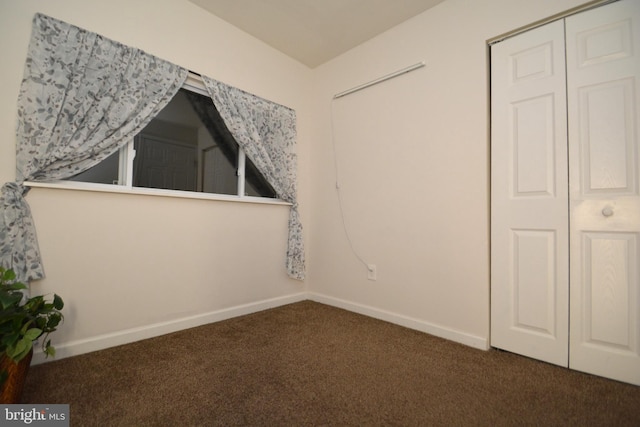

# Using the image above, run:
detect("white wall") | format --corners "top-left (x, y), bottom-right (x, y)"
top-left (0, 0), bottom-right (312, 361)
top-left (307, 0), bottom-right (592, 348)
top-left (1, 0), bottom-right (598, 362)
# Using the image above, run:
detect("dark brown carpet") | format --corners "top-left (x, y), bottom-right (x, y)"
top-left (22, 301), bottom-right (640, 426)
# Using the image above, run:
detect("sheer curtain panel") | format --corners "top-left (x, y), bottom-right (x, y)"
top-left (202, 77), bottom-right (305, 280)
top-left (0, 14), bottom-right (187, 282)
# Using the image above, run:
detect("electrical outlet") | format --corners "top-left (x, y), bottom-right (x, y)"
top-left (367, 264), bottom-right (377, 281)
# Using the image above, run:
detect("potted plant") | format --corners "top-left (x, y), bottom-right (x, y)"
top-left (0, 266), bottom-right (64, 403)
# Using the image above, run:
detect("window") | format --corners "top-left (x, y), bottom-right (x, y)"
top-left (67, 75), bottom-right (277, 199)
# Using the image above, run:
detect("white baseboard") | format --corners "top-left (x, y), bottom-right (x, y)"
top-left (32, 290), bottom-right (488, 365)
top-left (307, 292), bottom-right (489, 351)
top-left (32, 292), bottom-right (307, 365)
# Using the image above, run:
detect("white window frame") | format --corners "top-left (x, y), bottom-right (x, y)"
top-left (25, 74), bottom-right (287, 207)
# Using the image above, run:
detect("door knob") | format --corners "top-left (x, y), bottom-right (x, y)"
top-left (602, 206), bottom-right (614, 217)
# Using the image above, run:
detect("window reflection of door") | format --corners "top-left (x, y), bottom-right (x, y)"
top-left (134, 135), bottom-right (197, 191)
top-left (201, 145), bottom-right (237, 195)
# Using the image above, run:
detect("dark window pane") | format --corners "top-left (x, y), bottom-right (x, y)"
top-left (64, 86), bottom-right (277, 199)
top-left (67, 151), bottom-right (119, 184)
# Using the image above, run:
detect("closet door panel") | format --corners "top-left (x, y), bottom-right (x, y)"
top-left (566, 0), bottom-right (640, 386)
top-left (491, 20), bottom-right (569, 367)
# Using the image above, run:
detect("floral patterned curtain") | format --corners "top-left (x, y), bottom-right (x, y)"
top-left (0, 14), bottom-right (187, 282)
top-left (202, 77), bottom-right (305, 280)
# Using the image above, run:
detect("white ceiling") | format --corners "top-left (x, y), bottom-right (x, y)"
top-left (187, 0), bottom-right (446, 68)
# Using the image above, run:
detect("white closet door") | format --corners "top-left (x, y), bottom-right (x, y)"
top-left (490, 20), bottom-right (570, 367)
top-left (566, 0), bottom-right (640, 386)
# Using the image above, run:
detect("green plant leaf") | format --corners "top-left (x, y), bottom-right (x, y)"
top-left (0, 267), bottom-right (63, 363)
top-left (0, 292), bottom-right (22, 310)
top-left (46, 314), bottom-right (62, 330)
top-left (12, 345), bottom-right (33, 363)
top-left (5, 283), bottom-right (27, 291)
top-left (24, 327), bottom-right (43, 341)
top-left (19, 321), bottom-right (35, 336)
top-left (1, 331), bottom-right (19, 348)
top-left (7, 337), bottom-right (32, 362)
top-left (2, 268), bottom-right (16, 282)
top-left (43, 340), bottom-right (56, 358)
top-left (53, 294), bottom-right (64, 310)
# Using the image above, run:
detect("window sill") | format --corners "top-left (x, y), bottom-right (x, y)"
top-left (24, 181), bottom-right (291, 206)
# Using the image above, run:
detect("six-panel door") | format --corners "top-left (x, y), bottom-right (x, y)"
top-left (491, 0), bottom-right (640, 385)
top-left (490, 19), bottom-right (570, 367)
top-left (565, 0), bottom-right (640, 386)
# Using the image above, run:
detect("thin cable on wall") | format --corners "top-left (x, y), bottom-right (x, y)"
top-left (330, 100), bottom-right (370, 271)
top-left (330, 61), bottom-right (426, 272)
